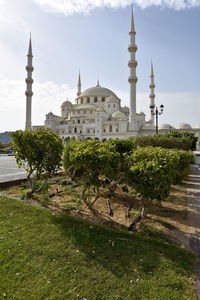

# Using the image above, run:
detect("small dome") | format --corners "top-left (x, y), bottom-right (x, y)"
top-left (75, 104), bottom-right (97, 110)
top-left (80, 85), bottom-right (118, 98)
top-left (159, 123), bottom-right (173, 130)
top-left (139, 111), bottom-right (145, 115)
top-left (141, 123), bottom-right (155, 130)
top-left (61, 100), bottom-right (72, 107)
top-left (121, 106), bottom-right (129, 113)
top-left (112, 111), bottom-right (128, 120)
top-left (195, 124), bottom-right (200, 129)
top-left (47, 112), bottom-right (54, 116)
top-left (176, 123), bottom-right (192, 129)
top-left (105, 96), bottom-right (119, 104)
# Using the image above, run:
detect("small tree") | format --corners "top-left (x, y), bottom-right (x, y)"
top-left (65, 139), bottom-right (120, 210)
top-left (11, 129), bottom-right (63, 193)
top-left (125, 147), bottom-right (179, 226)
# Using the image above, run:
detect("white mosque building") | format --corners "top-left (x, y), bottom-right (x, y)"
top-left (25, 8), bottom-right (200, 142)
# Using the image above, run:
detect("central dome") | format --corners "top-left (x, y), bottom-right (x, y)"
top-left (80, 84), bottom-right (118, 98)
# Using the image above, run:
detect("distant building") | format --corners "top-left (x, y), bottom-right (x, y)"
top-left (25, 7), bottom-right (200, 144)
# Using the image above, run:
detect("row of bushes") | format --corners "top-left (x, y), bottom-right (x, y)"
top-left (129, 132), bottom-right (198, 151)
top-left (64, 138), bottom-right (193, 215)
top-left (11, 129), bottom-right (194, 223)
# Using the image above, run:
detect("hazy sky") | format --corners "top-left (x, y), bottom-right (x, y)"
top-left (0, 0), bottom-right (200, 131)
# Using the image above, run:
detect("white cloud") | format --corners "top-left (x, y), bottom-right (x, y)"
top-left (0, 1), bottom-right (28, 32)
top-left (32, 0), bottom-right (200, 15)
top-left (0, 77), bottom-right (200, 132)
top-left (0, 78), bottom-right (76, 132)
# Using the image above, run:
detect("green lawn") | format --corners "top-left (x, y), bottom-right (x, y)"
top-left (0, 196), bottom-right (196, 300)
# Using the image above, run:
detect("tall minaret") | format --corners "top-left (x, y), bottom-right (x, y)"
top-left (25, 36), bottom-right (34, 130)
top-left (128, 6), bottom-right (138, 131)
top-left (149, 61), bottom-right (155, 125)
top-left (77, 71), bottom-right (81, 97)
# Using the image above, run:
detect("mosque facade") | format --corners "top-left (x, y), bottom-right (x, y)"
top-left (25, 8), bottom-right (200, 143)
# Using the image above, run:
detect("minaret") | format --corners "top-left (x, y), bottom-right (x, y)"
top-left (77, 71), bottom-right (81, 97)
top-left (128, 6), bottom-right (138, 130)
top-left (25, 35), bottom-right (34, 130)
top-left (149, 61), bottom-right (155, 125)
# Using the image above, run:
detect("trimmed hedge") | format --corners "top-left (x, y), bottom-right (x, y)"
top-left (129, 135), bottom-right (194, 151)
top-left (63, 139), bottom-right (192, 206)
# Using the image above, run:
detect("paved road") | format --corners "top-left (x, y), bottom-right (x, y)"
top-left (187, 165), bottom-right (200, 299)
top-left (0, 156), bottom-right (27, 183)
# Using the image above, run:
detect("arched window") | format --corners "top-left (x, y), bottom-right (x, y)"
top-left (74, 127), bottom-right (77, 133)
top-left (94, 97), bottom-right (97, 102)
top-left (116, 128), bottom-right (118, 132)
top-left (87, 98), bottom-right (90, 103)
top-left (109, 125), bottom-right (112, 132)
top-left (80, 98), bottom-right (83, 104)
top-left (102, 97), bottom-right (105, 102)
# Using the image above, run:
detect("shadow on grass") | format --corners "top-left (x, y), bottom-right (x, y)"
top-left (51, 213), bottom-right (195, 278)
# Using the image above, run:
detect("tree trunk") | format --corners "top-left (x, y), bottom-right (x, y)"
top-left (92, 187), bottom-right (100, 206)
top-left (126, 196), bottom-right (135, 217)
top-left (128, 200), bottom-right (148, 231)
top-left (106, 199), bottom-right (113, 216)
top-left (81, 189), bottom-right (95, 213)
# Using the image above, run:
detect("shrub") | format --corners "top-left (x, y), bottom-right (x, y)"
top-left (129, 135), bottom-right (193, 151)
top-left (65, 139), bottom-right (120, 207)
top-left (166, 131), bottom-right (198, 151)
top-left (170, 149), bottom-right (194, 183)
top-left (125, 147), bottom-right (180, 204)
top-left (11, 129), bottom-right (63, 192)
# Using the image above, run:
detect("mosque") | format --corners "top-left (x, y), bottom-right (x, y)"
top-left (25, 8), bottom-right (200, 142)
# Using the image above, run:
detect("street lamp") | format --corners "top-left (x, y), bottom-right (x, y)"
top-left (150, 104), bottom-right (164, 134)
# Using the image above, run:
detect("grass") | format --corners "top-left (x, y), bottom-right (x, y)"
top-left (0, 196), bottom-right (196, 300)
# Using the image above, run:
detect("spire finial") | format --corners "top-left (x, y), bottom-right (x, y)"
top-left (77, 70), bottom-right (81, 96)
top-left (97, 77), bottom-right (100, 86)
top-left (28, 33), bottom-right (32, 56)
top-left (78, 70), bottom-right (81, 86)
top-left (151, 60), bottom-right (154, 77)
top-left (130, 4), bottom-right (135, 33)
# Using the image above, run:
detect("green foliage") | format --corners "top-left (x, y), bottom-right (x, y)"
top-left (166, 131), bottom-right (198, 151)
top-left (63, 137), bottom-right (193, 211)
top-left (130, 134), bottom-right (194, 151)
top-left (63, 138), bottom-right (78, 172)
top-left (170, 150), bottom-right (194, 184)
top-left (68, 139), bottom-right (120, 189)
top-left (126, 147), bottom-right (180, 203)
top-left (11, 129), bottom-right (63, 191)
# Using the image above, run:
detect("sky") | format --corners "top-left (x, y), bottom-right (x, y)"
top-left (0, 0), bottom-right (200, 132)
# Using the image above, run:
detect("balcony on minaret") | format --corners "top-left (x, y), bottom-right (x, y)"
top-left (26, 66), bottom-right (34, 72)
top-left (26, 78), bottom-right (34, 84)
top-left (25, 91), bottom-right (33, 97)
top-left (128, 60), bottom-right (137, 68)
top-left (128, 76), bottom-right (137, 83)
top-left (149, 84), bottom-right (155, 89)
top-left (149, 93), bottom-right (155, 99)
top-left (128, 45), bottom-right (137, 52)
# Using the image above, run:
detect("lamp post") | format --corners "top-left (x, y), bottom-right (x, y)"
top-left (150, 104), bottom-right (164, 134)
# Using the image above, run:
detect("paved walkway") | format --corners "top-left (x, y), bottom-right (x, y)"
top-left (187, 165), bottom-right (200, 299)
top-left (0, 156), bottom-right (26, 183)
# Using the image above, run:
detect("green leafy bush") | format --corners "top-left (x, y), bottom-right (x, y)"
top-left (63, 139), bottom-right (120, 207)
top-left (130, 135), bottom-right (194, 151)
top-left (11, 129), bottom-right (63, 192)
top-left (125, 147), bottom-right (180, 203)
top-left (166, 131), bottom-right (198, 151)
